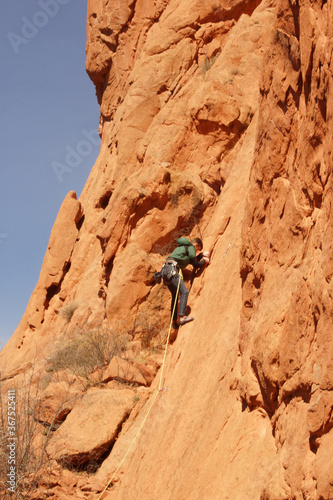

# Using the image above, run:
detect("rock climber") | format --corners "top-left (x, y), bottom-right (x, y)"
top-left (156, 237), bottom-right (210, 329)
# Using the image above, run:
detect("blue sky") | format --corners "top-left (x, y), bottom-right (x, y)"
top-left (0, 1), bottom-right (100, 347)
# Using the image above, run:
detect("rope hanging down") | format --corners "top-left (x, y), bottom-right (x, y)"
top-left (97, 274), bottom-right (181, 499)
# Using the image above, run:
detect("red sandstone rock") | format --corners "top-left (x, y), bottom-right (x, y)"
top-left (101, 356), bottom-right (148, 386)
top-left (46, 389), bottom-right (135, 467)
top-left (1, 0), bottom-right (333, 498)
top-left (36, 380), bottom-right (83, 425)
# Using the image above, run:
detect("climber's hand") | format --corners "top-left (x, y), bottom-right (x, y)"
top-left (202, 251), bottom-right (210, 265)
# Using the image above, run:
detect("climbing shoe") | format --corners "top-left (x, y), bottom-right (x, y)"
top-left (172, 321), bottom-right (179, 329)
top-left (179, 316), bottom-right (194, 326)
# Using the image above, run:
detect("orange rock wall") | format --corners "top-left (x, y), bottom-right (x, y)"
top-left (1, 0), bottom-right (333, 498)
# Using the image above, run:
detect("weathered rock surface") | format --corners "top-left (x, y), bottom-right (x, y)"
top-left (36, 380), bottom-right (83, 425)
top-left (46, 389), bottom-right (135, 466)
top-left (1, 0), bottom-right (333, 498)
top-left (101, 356), bottom-right (149, 386)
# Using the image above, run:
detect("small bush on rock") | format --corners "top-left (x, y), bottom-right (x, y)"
top-left (59, 301), bottom-right (79, 323)
top-left (47, 328), bottom-right (128, 378)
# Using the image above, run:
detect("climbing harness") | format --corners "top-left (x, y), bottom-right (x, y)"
top-left (161, 258), bottom-right (179, 281)
top-left (154, 259), bottom-right (179, 284)
top-left (97, 273), bottom-right (181, 499)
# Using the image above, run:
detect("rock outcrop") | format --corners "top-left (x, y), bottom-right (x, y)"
top-left (46, 389), bottom-right (135, 468)
top-left (1, 0), bottom-right (333, 498)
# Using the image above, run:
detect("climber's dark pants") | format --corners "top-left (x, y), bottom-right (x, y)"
top-left (166, 274), bottom-right (189, 321)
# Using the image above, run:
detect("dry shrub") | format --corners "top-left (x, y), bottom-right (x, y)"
top-left (133, 312), bottom-right (166, 348)
top-left (0, 369), bottom-right (72, 499)
top-left (47, 328), bottom-right (128, 378)
top-left (59, 301), bottom-right (79, 323)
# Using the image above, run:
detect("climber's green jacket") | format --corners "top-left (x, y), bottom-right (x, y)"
top-left (167, 238), bottom-right (196, 269)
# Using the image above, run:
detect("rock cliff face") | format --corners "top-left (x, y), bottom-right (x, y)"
top-left (1, 0), bottom-right (333, 498)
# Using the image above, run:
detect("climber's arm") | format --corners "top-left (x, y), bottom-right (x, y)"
top-left (191, 251), bottom-right (210, 269)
